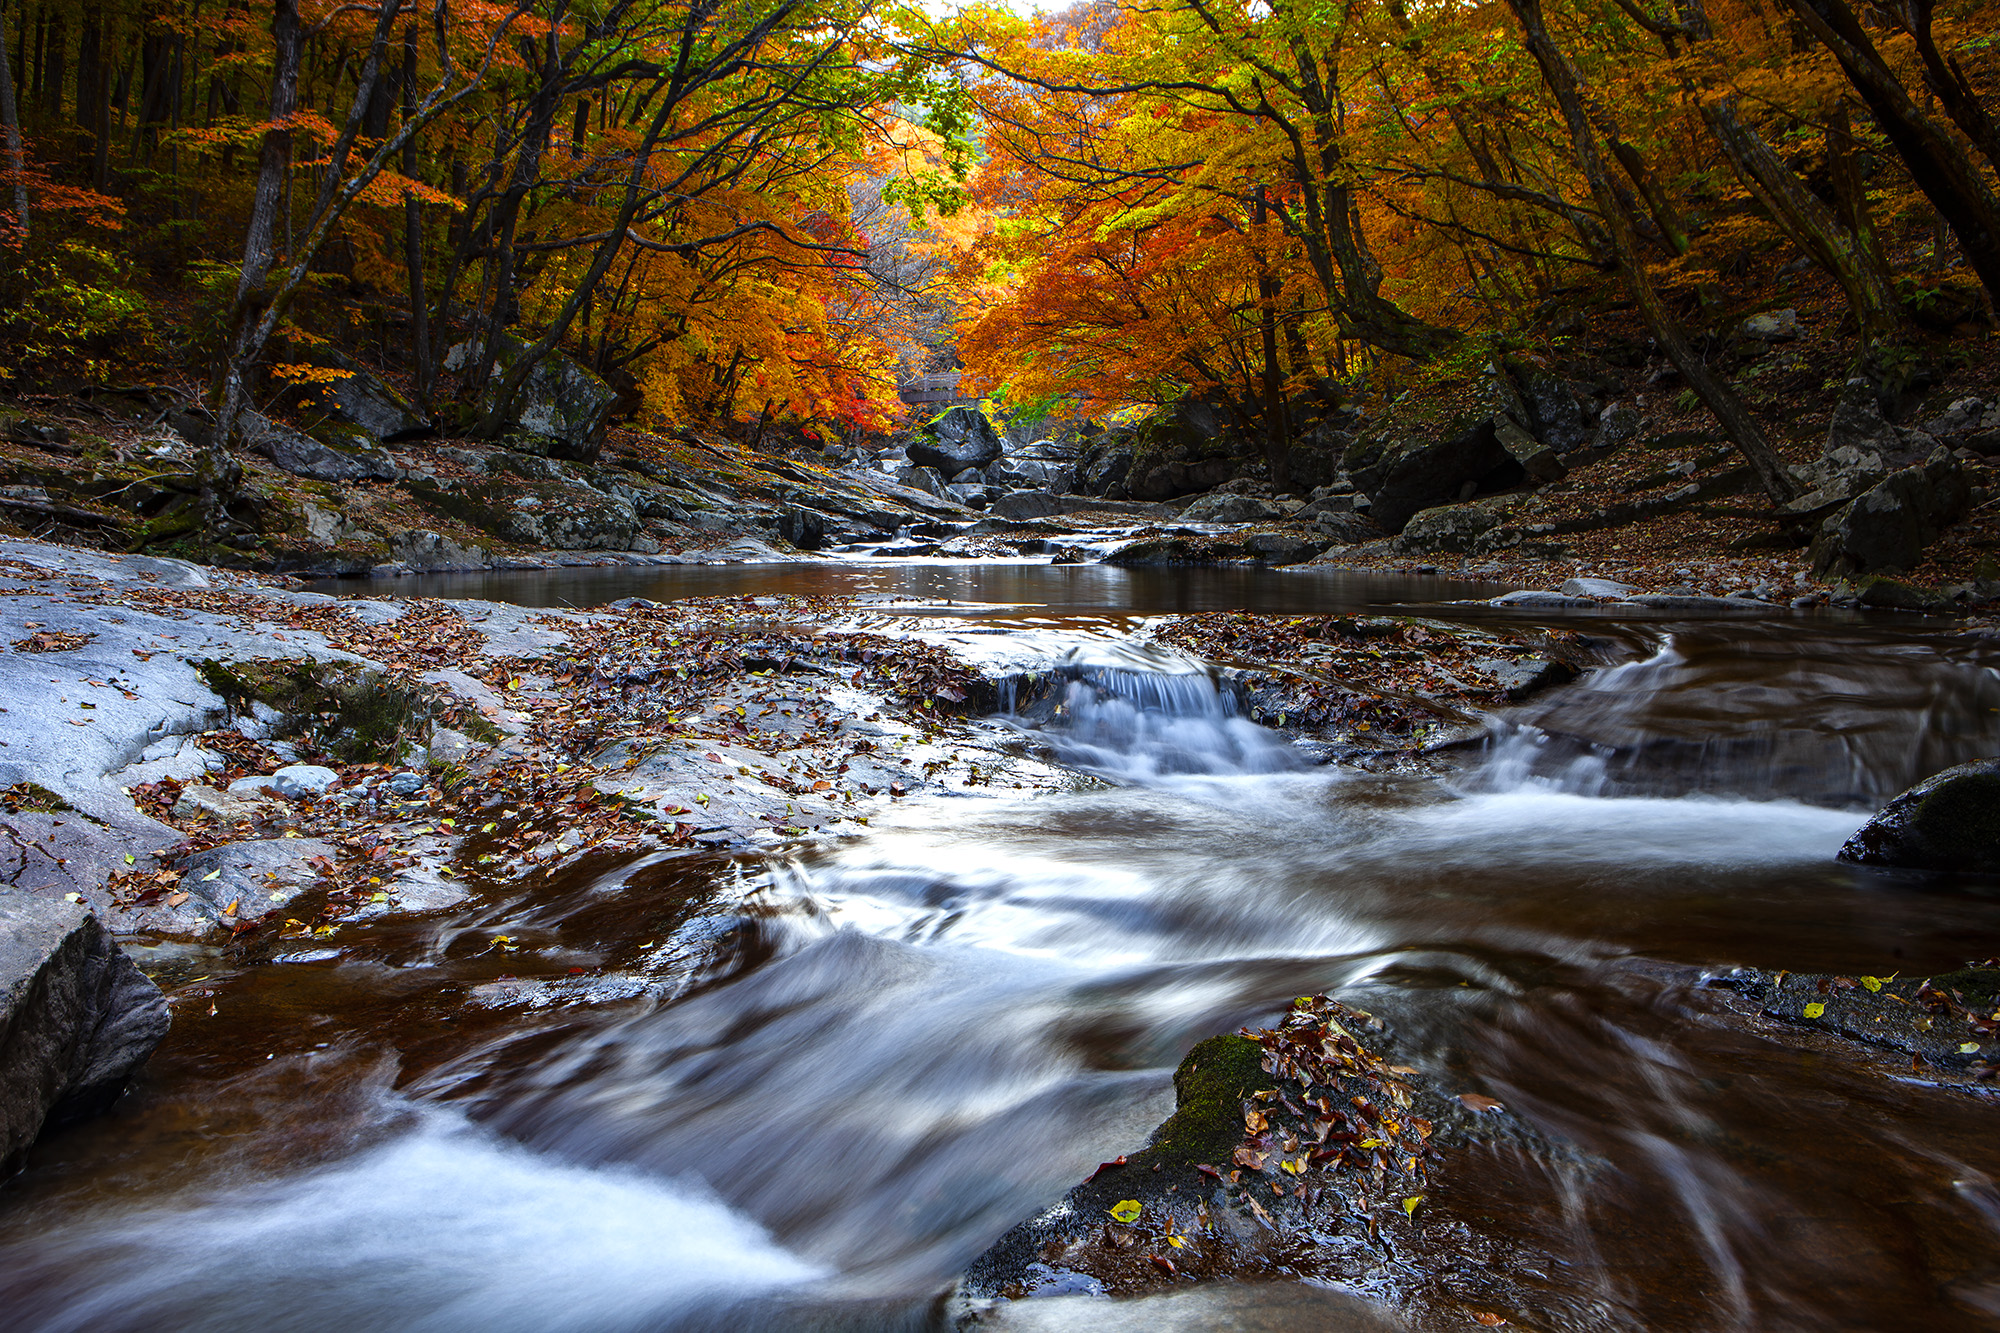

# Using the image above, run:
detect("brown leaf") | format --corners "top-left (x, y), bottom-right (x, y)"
top-left (1457, 1093), bottom-right (1504, 1113)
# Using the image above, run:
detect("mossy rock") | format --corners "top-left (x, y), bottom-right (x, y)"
top-left (1839, 758), bottom-right (2000, 873)
top-left (1128, 1034), bottom-right (1273, 1172)
top-left (196, 657), bottom-right (430, 765)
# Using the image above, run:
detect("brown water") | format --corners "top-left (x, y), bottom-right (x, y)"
top-left (4, 566), bottom-right (1999, 1332)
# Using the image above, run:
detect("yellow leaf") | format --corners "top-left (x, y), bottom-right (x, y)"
top-left (1961, 1042), bottom-right (1982, 1055)
top-left (201, 868), bottom-right (221, 881)
top-left (1281, 1158), bottom-right (1304, 1175)
top-left (1860, 976), bottom-right (1883, 992)
top-left (1803, 1002), bottom-right (1825, 1018)
top-left (64, 892), bottom-right (82, 903)
top-left (1108, 1199), bottom-right (1142, 1224)
top-left (1403, 1195), bottom-right (1423, 1218)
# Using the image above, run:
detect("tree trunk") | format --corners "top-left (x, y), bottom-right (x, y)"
top-left (1253, 185), bottom-right (1291, 492)
top-left (206, 0), bottom-right (302, 530)
top-left (1508, 0), bottom-right (1801, 505)
top-left (400, 29), bottom-right (430, 407)
top-left (1772, 0), bottom-right (2000, 308)
top-left (0, 0), bottom-right (27, 238)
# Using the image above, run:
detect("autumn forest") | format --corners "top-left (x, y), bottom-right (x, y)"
top-left (0, 0), bottom-right (1990, 455)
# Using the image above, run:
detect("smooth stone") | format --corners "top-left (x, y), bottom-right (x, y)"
top-left (1561, 577), bottom-right (1636, 598)
top-left (1839, 758), bottom-right (2000, 873)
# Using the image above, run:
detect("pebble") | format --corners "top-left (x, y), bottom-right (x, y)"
top-left (385, 771), bottom-right (425, 797)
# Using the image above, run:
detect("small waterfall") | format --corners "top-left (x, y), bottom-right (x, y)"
top-left (1001, 640), bottom-right (1304, 781)
top-left (1458, 627), bottom-right (2000, 806)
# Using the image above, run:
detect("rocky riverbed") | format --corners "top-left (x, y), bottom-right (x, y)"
top-left (4, 536), bottom-right (2000, 1332)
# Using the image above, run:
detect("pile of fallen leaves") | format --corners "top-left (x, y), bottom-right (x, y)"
top-left (1155, 612), bottom-right (1581, 738)
top-left (10, 626), bottom-right (94, 652)
top-left (1212, 996), bottom-right (1437, 1225)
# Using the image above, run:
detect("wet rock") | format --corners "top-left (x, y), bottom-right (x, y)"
top-left (908, 406), bottom-right (1004, 474)
top-left (385, 771), bottom-right (426, 797)
top-left (1493, 415), bottom-right (1566, 481)
top-left (1810, 450), bottom-right (1970, 578)
top-left (1488, 590), bottom-right (1597, 608)
top-left (1473, 654), bottom-right (1578, 701)
top-left (170, 837), bottom-right (336, 930)
top-left (0, 892), bottom-right (171, 1174)
top-left (1854, 575), bottom-right (1948, 612)
top-left (243, 411), bottom-right (401, 483)
top-left (445, 336), bottom-right (616, 462)
top-left (1839, 758), bottom-right (2000, 874)
top-left (1180, 492), bottom-right (1281, 523)
top-left (1739, 308), bottom-right (1800, 342)
top-left (1395, 496), bottom-right (1519, 555)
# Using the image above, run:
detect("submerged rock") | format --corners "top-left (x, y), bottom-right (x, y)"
top-left (1839, 758), bottom-right (2000, 873)
top-left (0, 893), bottom-right (170, 1174)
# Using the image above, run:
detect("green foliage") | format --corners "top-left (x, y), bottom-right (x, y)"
top-left (0, 242), bottom-right (152, 382)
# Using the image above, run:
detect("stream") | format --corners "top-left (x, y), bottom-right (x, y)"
top-left (4, 562), bottom-right (2000, 1331)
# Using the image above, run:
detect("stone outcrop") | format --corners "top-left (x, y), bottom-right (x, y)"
top-left (445, 336), bottom-right (617, 462)
top-left (1180, 492), bottom-right (1282, 523)
top-left (243, 411), bottom-right (401, 483)
top-left (1839, 758), bottom-right (2000, 874)
top-left (908, 406), bottom-right (1004, 474)
top-left (286, 345), bottom-right (430, 442)
top-left (1810, 449), bottom-right (1969, 578)
top-left (1, 893), bottom-right (171, 1174)
top-left (1393, 494), bottom-right (1521, 555)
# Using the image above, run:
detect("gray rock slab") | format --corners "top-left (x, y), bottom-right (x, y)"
top-left (0, 892), bottom-right (170, 1173)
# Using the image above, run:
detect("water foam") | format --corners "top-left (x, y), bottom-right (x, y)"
top-left (0, 1112), bottom-right (825, 1333)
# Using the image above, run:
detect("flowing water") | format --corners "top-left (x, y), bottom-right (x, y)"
top-left (6, 565), bottom-right (2000, 1331)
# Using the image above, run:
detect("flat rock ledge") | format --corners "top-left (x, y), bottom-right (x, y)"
top-left (0, 891), bottom-right (170, 1175)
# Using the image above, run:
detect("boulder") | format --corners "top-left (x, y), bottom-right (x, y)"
top-left (243, 411), bottom-right (400, 483)
top-left (1244, 532), bottom-right (1328, 565)
top-left (1344, 408), bottom-right (1522, 533)
top-left (1074, 443), bottom-right (1133, 498)
top-left (1394, 495), bottom-right (1520, 554)
top-left (408, 475), bottom-right (640, 551)
top-left (1793, 378), bottom-right (1903, 501)
top-left (174, 837), bottom-right (337, 929)
top-left (389, 529), bottom-right (488, 571)
top-left (892, 465), bottom-right (946, 499)
top-left (1309, 511), bottom-right (1387, 545)
top-left (288, 346), bottom-right (429, 442)
top-left (908, 406), bottom-right (1004, 474)
top-left (1507, 361), bottom-right (1595, 454)
top-left (1, 892), bottom-right (171, 1174)
top-left (944, 482), bottom-right (996, 509)
top-left (1839, 758), bottom-right (2000, 873)
top-left (1561, 576), bottom-right (1635, 599)
top-left (989, 490), bottom-right (1070, 520)
top-left (1810, 450), bottom-right (1970, 578)
top-left (1494, 415), bottom-right (1566, 482)
top-left (1473, 655), bottom-right (1579, 700)
top-left (1180, 492), bottom-right (1282, 523)
top-left (1594, 402), bottom-right (1642, 451)
top-left (445, 336), bottom-right (617, 462)
top-left (1130, 453), bottom-right (1240, 501)
top-left (777, 505), bottom-right (828, 551)
top-left (1739, 308), bottom-right (1800, 342)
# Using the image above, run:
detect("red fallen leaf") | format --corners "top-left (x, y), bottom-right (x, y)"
top-left (1458, 1093), bottom-right (1505, 1113)
top-left (1085, 1155), bottom-right (1127, 1182)
top-left (1232, 1146), bottom-right (1267, 1170)
top-left (567, 966), bottom-right (587, 975)
top-left (1149, 1255), bottom-right (1177, 1276)
top-left (1194, 1163), bottom-right (1223, 1180)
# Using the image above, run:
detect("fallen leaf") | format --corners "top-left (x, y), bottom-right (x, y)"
top-left (1472, 1313), bottom-right (1508, 1326)
top-left (1403, 1195), bottom-right (1423, 1218)
top-left (166, 891), bottom-right (188, 906)
top-left (1108, 1199), bottom-right (1142, 1224)
top-left (1458, 1092), bottom-right (1505, 1113)
top-left (1803, 1002), bottom-right (1826, 1019)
